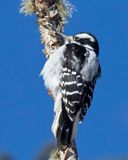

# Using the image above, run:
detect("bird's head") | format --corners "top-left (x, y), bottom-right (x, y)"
top-left (57, 32), bottom-right (99, 55)
top-left (73, 32), bottom-right (99, 55)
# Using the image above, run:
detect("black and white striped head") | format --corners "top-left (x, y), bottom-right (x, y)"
top-left (57, 32), bottom-right (99, 55)
top-left (73, 32), bottom-right (99, 55)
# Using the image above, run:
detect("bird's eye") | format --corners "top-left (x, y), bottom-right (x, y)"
top-left (74, 36), bottom-right (80, 41)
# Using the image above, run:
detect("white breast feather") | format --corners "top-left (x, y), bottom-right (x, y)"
top-left (51, 92), bottom-right (62, 138)
top-left (40, 45), bottom-right (66, 97)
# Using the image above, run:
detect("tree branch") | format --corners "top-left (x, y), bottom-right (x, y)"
top-left (20, 0), bottom-right (77, 159)
top-left (20, 0), bottom-right (74, 57)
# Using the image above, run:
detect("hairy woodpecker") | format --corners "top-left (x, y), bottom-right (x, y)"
top-left (40, 32), bottom-right (101, 150)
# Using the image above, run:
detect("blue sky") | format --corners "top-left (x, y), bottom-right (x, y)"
top-left (0, 0), bottom-right (128, 160)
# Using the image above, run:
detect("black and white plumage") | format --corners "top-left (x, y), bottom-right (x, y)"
top-left (40, 32), bottom-right (101, 150)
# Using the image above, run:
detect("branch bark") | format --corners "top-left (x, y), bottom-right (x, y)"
top-left (32, 0), bottom-right (65, 57)
top-left (20, 0), bottom-right (73, 57)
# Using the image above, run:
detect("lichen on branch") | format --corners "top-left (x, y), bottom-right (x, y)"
top-left (20, 0), bottom-right (75, 57)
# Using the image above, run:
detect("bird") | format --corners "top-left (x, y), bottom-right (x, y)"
top-left (40, 32), bottom-right (101, 151)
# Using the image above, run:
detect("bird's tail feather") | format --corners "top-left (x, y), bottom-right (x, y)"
top-left (56, 109), bottom-right (74, 150)
top-left (51, 94), bottom-right (74, 150)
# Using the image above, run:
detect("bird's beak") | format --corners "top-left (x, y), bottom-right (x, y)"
top-left (57, 33), bottom-right (73, 44)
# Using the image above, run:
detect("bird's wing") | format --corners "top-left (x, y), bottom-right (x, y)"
top-left (60, 67), bottom-right (97, 122)
top-left (79, 81), bottom-right (95, 121)
top-left (60, 68), bottom-right (85, 121)
top-left (60, 52), bottom-right (101, 122)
